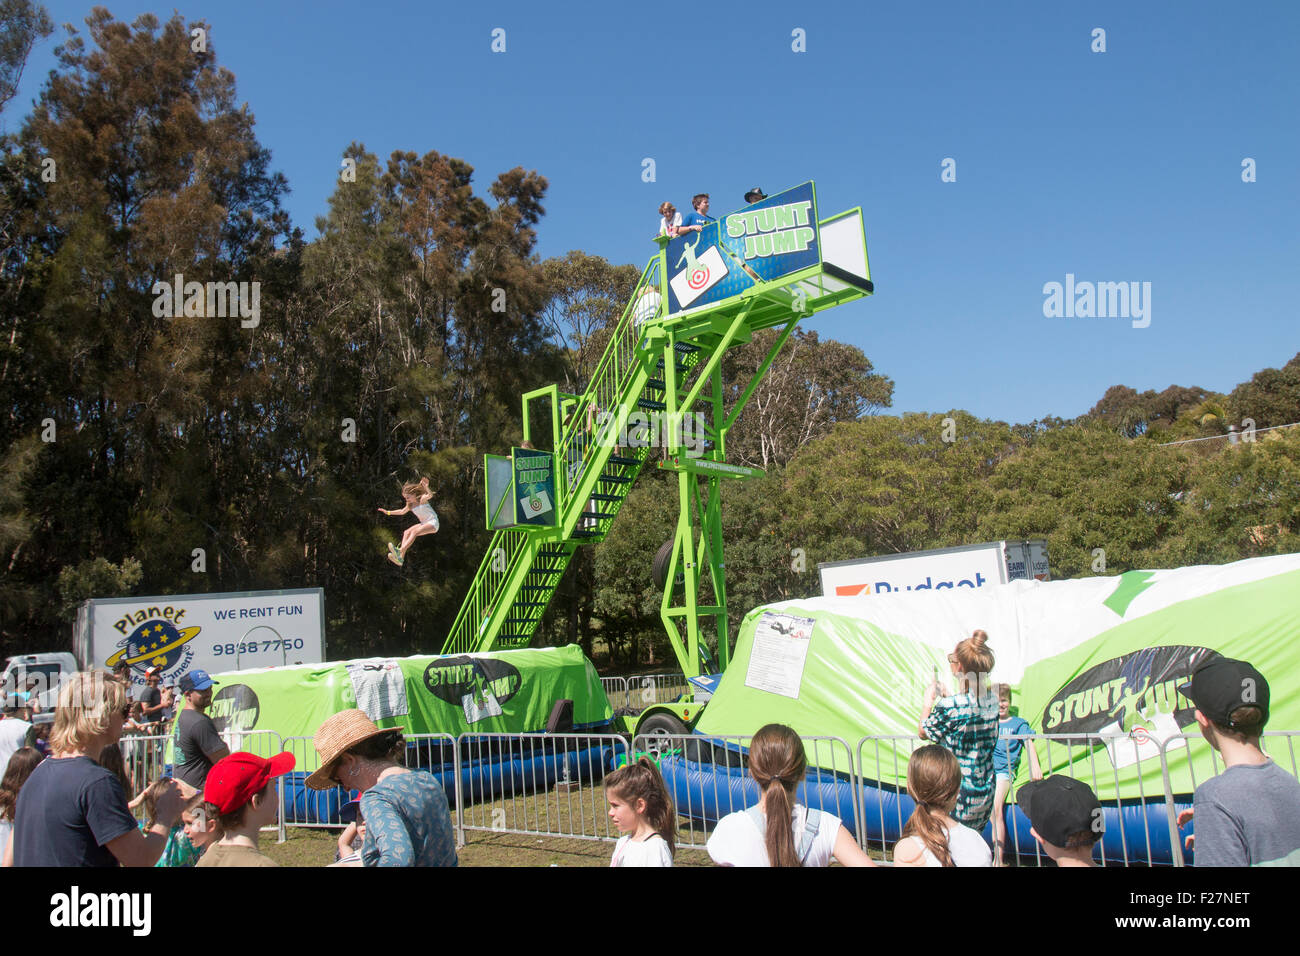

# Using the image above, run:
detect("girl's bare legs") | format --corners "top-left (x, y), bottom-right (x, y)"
top-left (399, 522), bottom-right (439, 559)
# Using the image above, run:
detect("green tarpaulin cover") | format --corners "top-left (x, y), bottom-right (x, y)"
top-left (697, 554), bottom-right (1300, 798)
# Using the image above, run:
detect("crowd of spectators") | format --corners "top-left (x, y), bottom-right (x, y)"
top-left (0, 644), bottom-right (1296, 868)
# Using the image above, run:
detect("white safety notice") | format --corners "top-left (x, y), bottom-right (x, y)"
top-left (744, 612), bottom-right (815, 699)
top-left (346, 659), bottom-right (409, 721)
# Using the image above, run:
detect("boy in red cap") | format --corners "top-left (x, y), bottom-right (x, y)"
top-left (196, 751), bottom-right (294, 867)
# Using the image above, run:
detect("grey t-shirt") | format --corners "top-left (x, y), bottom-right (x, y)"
top-left (174, 709), bottom-right (225, 789)
top-left (1193, 760), bottom-right (1300, 866)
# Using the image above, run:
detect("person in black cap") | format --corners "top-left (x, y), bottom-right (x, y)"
top-left (1178, 656), bottom-right (1300, 867)
top-left (1018, 775), bottom-right (1102, 867)
top-left (744, 187), bottom-right (767, 204)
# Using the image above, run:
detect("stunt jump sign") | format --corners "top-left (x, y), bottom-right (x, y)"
top-left (512, 447), bottom-right (558, 527)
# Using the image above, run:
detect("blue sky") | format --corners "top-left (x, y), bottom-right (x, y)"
top-left (10, 1), bottom-right (1299, 424)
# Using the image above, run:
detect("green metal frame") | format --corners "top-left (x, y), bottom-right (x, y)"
top-left (442, 182), bottom-right (873, 693)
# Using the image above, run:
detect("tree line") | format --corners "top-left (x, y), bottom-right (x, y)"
top-left (1, 9), bottom-right (1296, 668)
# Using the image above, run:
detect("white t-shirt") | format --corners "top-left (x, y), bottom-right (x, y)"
top-left (0, 718), bottom-right (31, 776)
top-left (706, 804), bottom-right (841, 867)
top-left (896, 822), bottom-right (992, 867)
top-left (610, 833), bottom-right (673, 867)
top-left (411, 502), bottom-right (439, 529)
top-left (632, 289), bottom-right (662, 327)
top-left (658, 212), bottom-right (682, 236)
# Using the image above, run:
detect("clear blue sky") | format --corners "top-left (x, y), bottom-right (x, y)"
top-left (11, 1), bottom-right (1299, 424)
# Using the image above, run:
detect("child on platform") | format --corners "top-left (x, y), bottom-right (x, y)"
top-left (605, 757), bottom-right (675, 866)
top-left (379, 476), bottom-right (439, 567)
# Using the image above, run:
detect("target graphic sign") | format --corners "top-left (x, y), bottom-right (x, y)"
top-left (670, 245), bottom-right (728, 308)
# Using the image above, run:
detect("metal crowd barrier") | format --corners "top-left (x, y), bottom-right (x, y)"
top-left (599, 676), bottom-right (628, 710)
top-left (630, 732), bottom-right (856, 853)
top-left (625, 672), bottom-right (691, 710)
top-left (454, 732), bottom-right (629, 845)
top-left (203, 725), bottom-right (1300, 866)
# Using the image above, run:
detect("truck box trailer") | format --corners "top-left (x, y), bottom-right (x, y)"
top-left (2, 589), bottom-right (327, 710)
top-left (818, 540), bottom-right (1050, 598)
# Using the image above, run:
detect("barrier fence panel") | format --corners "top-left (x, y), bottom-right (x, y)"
top-left (633, 732), bottom-right (857, 854)
top-left (599, 676), bottom-right (628, 711)
top-left (625, 673), bottom-right (690, 711)
top-left (118, 734), bottom-right (173, 808)
top-left (855, 733), bottom-right (1181, 867)
top-left (455, 732), bottom-right (629, 845)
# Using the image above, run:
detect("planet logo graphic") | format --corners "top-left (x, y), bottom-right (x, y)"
top-left (105, 619), bottom-right (202, 675)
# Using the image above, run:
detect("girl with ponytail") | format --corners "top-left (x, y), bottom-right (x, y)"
top-left (893, 745), bottom-right (992, 866)
top-left (707, 724), bottom-right (874, 867)
top-left (605, 757), bottom-right (675, 866)
top-left (918, 629), bottom-right (1001, 831)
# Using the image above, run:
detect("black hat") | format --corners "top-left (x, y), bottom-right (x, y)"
top-left (1019, 775), bottom-right (1102, 848)
top-left (744, 187), bottom-right (767, 203)
top-left (1178, 656), bottom-right (1269, 730)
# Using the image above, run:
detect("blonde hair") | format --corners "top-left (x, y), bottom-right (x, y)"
top-left (953, 629), bottom-right (995, 695)
top-left (658, 201), bottom-right (676, 217)
top-left (51, 671), bottom-right (126, 755)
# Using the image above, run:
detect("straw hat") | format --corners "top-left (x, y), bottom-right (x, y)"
top-left (306, 709), bottom-right (403, 790)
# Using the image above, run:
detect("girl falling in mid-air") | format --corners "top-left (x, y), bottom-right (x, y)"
top-left (378, 477), bottom-right (439, 566)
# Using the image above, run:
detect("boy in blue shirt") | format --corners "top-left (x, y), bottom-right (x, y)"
top-left (992, 683), bottom-right (1042, 865)
top-left (679, 194), bottom-right (713, 232)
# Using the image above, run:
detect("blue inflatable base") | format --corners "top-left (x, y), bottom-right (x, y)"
top-left (282, 742), bottom-right (620, 825)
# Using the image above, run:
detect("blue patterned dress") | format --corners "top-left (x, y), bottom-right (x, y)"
top-left (359, 770), bottom-right (458, 867)
top-left (923, 692), bottom-right (1000, 830)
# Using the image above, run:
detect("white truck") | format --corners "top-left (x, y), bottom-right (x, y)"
top-left (818, 540), bottom-right (1050, 598)
top-left (2, 588), bottom-right (326, 708)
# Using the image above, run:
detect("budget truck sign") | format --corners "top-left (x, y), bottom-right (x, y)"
top-left (75, 588), bottom-right (326, 690)
top-left (818, 540), bottom-right (1049, 598)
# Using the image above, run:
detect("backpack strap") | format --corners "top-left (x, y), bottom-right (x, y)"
top-left (745, 805), bottom-right (824, 865)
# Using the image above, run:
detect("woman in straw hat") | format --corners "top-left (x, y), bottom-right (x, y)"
top-left (307, 709), bottom-right (457, 867)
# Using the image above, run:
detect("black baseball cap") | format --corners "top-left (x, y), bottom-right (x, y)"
top-left (1019, 775), bottom-right (1102, 848)
top-left (1178, 656), bottom-right (1269, 730)
top-left (744, 187), bottom-right (767, 203)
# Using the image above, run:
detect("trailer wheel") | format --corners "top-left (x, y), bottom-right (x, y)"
top-left (637, 712), bottom-right (688, 756)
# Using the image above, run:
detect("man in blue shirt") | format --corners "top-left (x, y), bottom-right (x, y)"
top-left (680, 193), bottom-right (713, 232)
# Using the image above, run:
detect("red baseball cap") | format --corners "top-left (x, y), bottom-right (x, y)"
top-left (204, 751), bottom-right (296, 814)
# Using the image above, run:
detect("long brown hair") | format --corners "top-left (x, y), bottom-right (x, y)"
top-left (900, 745), bottom-right (962, 866)
top-left (748, 724), bottom-right (807, 867)
top-left (0, 747), bottom-right (43, 822)
top-left (605, 757), bottom-right (676, 857)
top-left (953, 629), bottom-right (995, 696)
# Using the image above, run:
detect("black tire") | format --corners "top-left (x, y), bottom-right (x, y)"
top-left (637, 711), bottom-right (688, 756)
top-left (652, 539), bottom-right (680, 591)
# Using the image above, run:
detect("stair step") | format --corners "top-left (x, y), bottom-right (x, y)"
top-left (637, 399), bottom-right (666, 411)
top-left (597, 474), bottom-right (633, 484)
top-left (674, 342), bottom-right (700, 353)
top-left (581, 511), bottom-right (613, 520)
top-left (655, 359), bottom-right (690, 372)
top-left (590, 493), bottom-right (622, 502)
top-left (570, 529), bottom-right (601, 539)
top-left (645, 378), bottom-right (665, 391)
top-left (511, 601), bottom-right (549, 608)
top-left (537, 547), bottom-right (568, 557)
top-left (606, 455), bottom-right (639, 466)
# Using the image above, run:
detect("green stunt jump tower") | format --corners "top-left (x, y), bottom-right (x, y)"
top-left (441, 182), bottom-right (872, 727)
